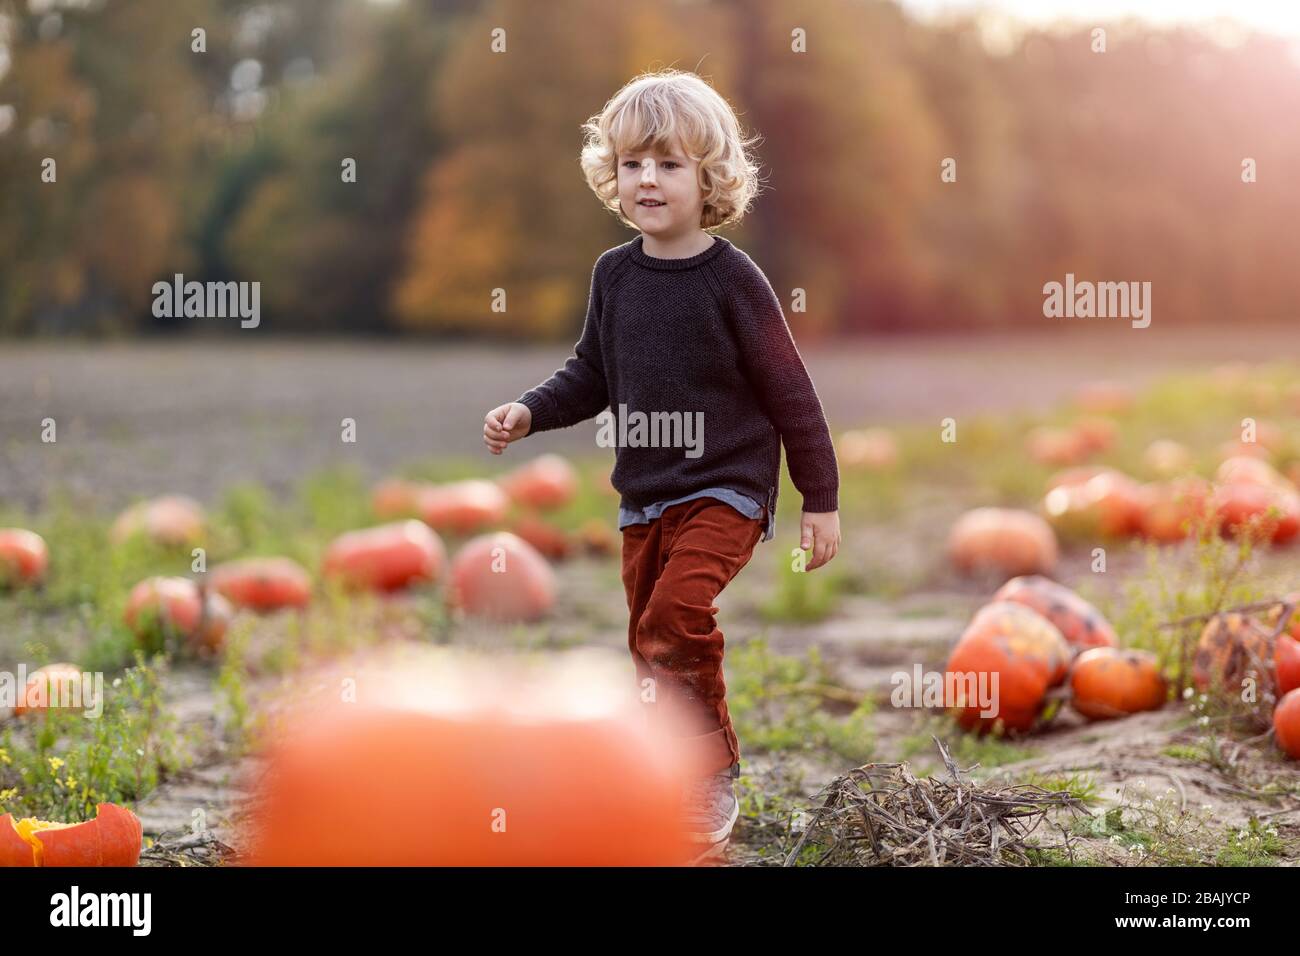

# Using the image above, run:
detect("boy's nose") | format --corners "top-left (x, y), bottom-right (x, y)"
top-left (639, 159), bottom-right (657, 182)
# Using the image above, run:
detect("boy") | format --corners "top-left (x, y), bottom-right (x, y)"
top-left (483, 70), bottom-right (840, 849)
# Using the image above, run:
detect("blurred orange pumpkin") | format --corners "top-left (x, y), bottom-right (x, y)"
top-left (0, 803), bottom-right (142, 867)
top-left (947, 508), bottom-right (1058, 579)
top-left (126, 576), bottom-right (230, 655)
top-left (509, 513), bottom-right (573, 561)
top-left (322, 520), bottom-right (446, 592)
top-left (1069, 648), bottom-right (1167, 720)
top-left (496, 454), bottom-right (579, 510)
top-left (211, 557), bottom-right (312, 612)
top-left (993, 575), bottom-right (1118, 650)
top-left (0, 528), bottom-right (48, 588)
top-left (448, 532), bottom-right (556, 622)
top-left (1209, 481), bottom-right (1300, 545)
top-left (12, 663), bottom-right (85, 717)
top-left (244, 655), bottom-right (692, 865)
top-left (1026, 426), bottom-right (1089, 467)
top-left (110, 495), bottom-right (206, 548)
top-left (418, 480), bottom-right (510, 535)
top-left (944, 602), bottom-right (1071, 732)
top-left (371, 478), bottom-right (433, 520)
top-left (1072, 416), bottom-right (1117, 454)
top-left (1135, 476), bottom-right (1212, 543)
top-left (1274, 689), bottom-right (1300, 759)
top-left (1042, 469), bottom-right (1144, 539)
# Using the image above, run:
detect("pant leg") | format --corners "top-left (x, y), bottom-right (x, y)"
top-left (625, 499), bottom-right (763, 775)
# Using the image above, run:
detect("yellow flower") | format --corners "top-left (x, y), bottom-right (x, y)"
top-left (47, 756), bottom-right (65, 773)
top-left (0, 748), bottom-right (10, 765)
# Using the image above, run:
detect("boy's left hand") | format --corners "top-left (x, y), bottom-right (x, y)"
top-left (799, 510), bottom-right (841, 571)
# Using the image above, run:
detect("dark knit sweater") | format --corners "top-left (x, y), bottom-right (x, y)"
top-left (517, 233), bottom-right (839, 524)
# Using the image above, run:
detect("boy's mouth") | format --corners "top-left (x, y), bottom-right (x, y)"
top-left (637, 200), bottom-right (665, 207)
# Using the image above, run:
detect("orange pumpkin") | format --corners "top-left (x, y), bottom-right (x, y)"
top-left (244, 657), bottom-right (691, 865)
top-left (1274, 689), bottom-right (1300, 759)
top-left (1276, 634), bottom-right (1300, 696)
top-left (1072, 416), bottom-right (1117, 454)
top-left (124, 577), bottom-right (231, 655)
top-left (1209, 482), bottom-right (1300, 545)
top-left (1069, 648), bottom-right (1167, 720)
top-left (496, 454), bottom-right (579, 510)
top-left (448, 532), bottom-right (556, 622)
top-left (1046, 465), bottom-right (1113, 493)
top-left (1136, 477), bottom-right (1212, 543)
top-left (371, 478), bottom-right (433, 520)
top-left (508, 513), bottom-right (574, 561)
top-left (0, 528), bottom-right (48, 588)
top-left (838, 428), bottom-right (900, 470)
top-left (944, 602), bottom-right (1071, 732)
top-left (418, 480), bottom-right (510, 535)
top-left (322, 520), bottom-right (446, 592)
top-left (1192, 613), bottom-right (1274, 694)
top-left (1216, 456), bottom-right (1290, 489)
top-left (110, 495), bottom-right (206, 548)
top-left (947, 508), bottom-right (1058, 579)
top-left (0, 803), bottom-right (142, 867)
top-left (1042, 469), bottom-right (1144, 539)
top-left (1025, 426), bottom-right (1089, 467)
top-left (211, 557), bottom-right (312, 612)
top-left (993, 575), bottom-right (1118, 650)
top-left (12, 663), bottom-right (85, 717)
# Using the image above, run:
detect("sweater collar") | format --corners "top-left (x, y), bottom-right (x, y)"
top-left (630, 234), bottom-right (729, 271)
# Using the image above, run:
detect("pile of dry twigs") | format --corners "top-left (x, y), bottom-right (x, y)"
top-left (783, 736), bottom-right (1090, 866)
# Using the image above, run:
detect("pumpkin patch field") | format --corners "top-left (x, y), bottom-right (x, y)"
top-left (1, 342), bottom-right (1299, 868)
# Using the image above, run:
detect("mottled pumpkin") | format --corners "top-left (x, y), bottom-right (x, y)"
top-left (945, 602), bottom-right (1071, 733)
top-left (1192, 613), bottom-right (1274, 694)
top-left (1069, 648), bottom-right (1167, 720)
top-left (993, 575), bottom-right (1118, 651)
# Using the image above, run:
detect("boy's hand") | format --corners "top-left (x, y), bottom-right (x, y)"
top-left (799, 510), bottom-right (841, 571)
top-left (483, 402), bottom-right (532, 455)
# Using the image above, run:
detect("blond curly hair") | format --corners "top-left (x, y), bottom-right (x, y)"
top-left (580, 69), bottom-right (764, 231)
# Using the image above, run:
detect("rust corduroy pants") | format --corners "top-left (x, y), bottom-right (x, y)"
top-left (620, 497), bottom-right (765, 776)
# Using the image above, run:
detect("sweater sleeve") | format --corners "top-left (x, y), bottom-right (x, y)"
top-left (516, 257), bottom-right (610, 434)
top-left (724, 255), bottom-right (839, 513)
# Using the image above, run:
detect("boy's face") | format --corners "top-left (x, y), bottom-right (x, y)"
top-left (617, 137), bottom-right (705, 240)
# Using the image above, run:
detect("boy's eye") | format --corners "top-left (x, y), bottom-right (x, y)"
top-left (622, 160), bottom-right (679, 169)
